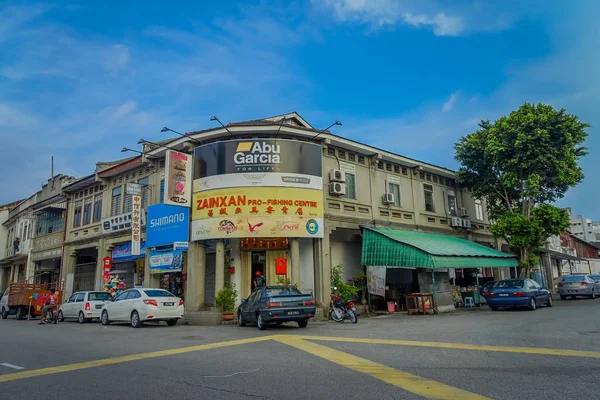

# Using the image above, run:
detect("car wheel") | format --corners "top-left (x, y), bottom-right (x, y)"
top-left (547, 296), bottom-right (553, 307)
top-left (297, 319), bottom-right (308, 328)
top-left (591, 291), bottom-right (596, 300)
top-left (101, 310), bottom-right (110, 326)
top-left (237, 311), bottom-right (246, 327)
top-left (167, 319), bottom-right (178, 327)
top-left (560, 295), bottom-right (566, 300)
top-left (78, 311), bottom-right (86, 324)
top-left (58, 310), bottom-right (65, 322)
top-left (257, 314), bottom-right (266, 330)
top-left (1, 307), bottom-right (8, 319)
top-left (528, 297), bottom-right (537, 311)
top-left (490, 306), bottom-right (499, 311)
top-left (130, 311), bottom-right (143, 328)
top-left (15, 307), bottom-right (25, 320)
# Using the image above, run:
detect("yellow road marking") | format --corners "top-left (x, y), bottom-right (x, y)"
top-left (293, 335), bottom-right (600, 358)
top-left (0, 336), bottom-right (270, 383)
top-left (276, 337), bottom-right (490, 400)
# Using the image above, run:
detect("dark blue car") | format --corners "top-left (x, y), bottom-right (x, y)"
top-left (485, 279), bottom-right (553, 311)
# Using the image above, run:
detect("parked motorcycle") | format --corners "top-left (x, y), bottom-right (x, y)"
top-left (329, 288), bottom-right (358, 323)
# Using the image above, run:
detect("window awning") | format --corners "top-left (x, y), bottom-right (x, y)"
top-left (361, 226), bottom-right (518, 269)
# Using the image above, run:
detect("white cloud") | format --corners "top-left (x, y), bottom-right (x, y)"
top-left (114, 101), bottom-right (137, 118)
top-left (442, 92), bottom-right (459, 112)
top-left (0, 4), bottom-right (53, 42)
top-left (104, 44), bottom-right (130, 71)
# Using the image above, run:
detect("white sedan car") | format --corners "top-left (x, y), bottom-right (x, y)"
top-left (59, 291), bottom-right (113, 323)
top-left (100, 288), bottom-right (184, 328)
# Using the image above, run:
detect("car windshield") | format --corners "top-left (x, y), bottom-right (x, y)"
top-left (143, 290), bottom-right (175, 297)
top-left (562, 275), bottom-right (586, 282)
top-left (88, 292), bottom-right (112, 301)
top-left (265, 286), bottom-right (302, 297)
top-left (494, 280), bottom-right (524, 288)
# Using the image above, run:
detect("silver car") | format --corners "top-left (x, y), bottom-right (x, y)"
top-left (558, 275), bottom-right (599, 300)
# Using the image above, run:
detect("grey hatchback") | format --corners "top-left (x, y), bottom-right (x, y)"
top-left (558, 275), bottom-right (599, 300)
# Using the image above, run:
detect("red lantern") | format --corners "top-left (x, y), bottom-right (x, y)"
top-left (103, 257), bottom-right (112, 283)
top-left (275, 257), bottom-right (287, 276)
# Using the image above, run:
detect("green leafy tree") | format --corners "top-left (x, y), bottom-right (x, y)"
top-left (330, 264), bottom-right (359, 302)
top-left (455, 103), bottom-right (588, 275)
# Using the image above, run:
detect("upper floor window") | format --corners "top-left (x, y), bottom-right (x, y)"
top-left (447, 193), bottom-right (457, 216)
top-left (73, 200), bottom-right (83, 228)
top-left (424, 184), bottom-right (435, 212)
top-left (388, 183), bottom-right (401, 207)
top-left (93, 194), bottom-right (103, 222)
top-left (139, 177), bottom-right (150, 208)
top-left (82, 197), bottom-right (93, 225)
top-left (475, 199), bottom-right (484, 221)
top-left (111, 187), bottom-right (122, 216)
top-left (37, 210), bottom-right (65, 235)
top-left (344, 174), bottom-right (356, 200)
top-left (123, 190), bottom-right (133, 213)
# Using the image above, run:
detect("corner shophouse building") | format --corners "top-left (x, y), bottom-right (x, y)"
top-left (61, 157), bottom-right (151, 297)
top-left (145, 112), bottom-right (515, 313)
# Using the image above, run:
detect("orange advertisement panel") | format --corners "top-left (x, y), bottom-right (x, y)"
top-left (192, 187), bottom-right (323, 220)
top-left (191, 216), bottom-right (324, 240)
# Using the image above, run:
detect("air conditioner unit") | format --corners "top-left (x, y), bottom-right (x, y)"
top-left (462, 219), bottom-right (472, 228)
top-left (329, 182), bottom-right (346, 196)
top-left (459, 207), bottom-right (469, 217)
top-left (382, 193), bottom-right (395, 205)
top-left (329, 169), bottom-right (346, 183)
top-left (450, 217), bottom-right (463, 227)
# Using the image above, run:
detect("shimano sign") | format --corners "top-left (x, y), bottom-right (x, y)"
top-left (146, 204), bottom-right (189, 248)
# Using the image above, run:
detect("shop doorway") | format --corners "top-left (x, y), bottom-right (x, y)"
top-left (251, 251), bottom-right (265, 291)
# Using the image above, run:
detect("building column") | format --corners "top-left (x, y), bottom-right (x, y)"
top-left (186, 241), bottom-right (206, 312)
top-left (96, 239), bottom-right (107, 291)
top-left (314, 222), bottom-right (332, 307)
top-left (290, 238), bottom-right (300, 287)
top-left (230, 239), bottom-right (242, 305)
top-left (61, 247), bottom-right (77, 298)
top-left (215, 239), bottom-right (225, 297)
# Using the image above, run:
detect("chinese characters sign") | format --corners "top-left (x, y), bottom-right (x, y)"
top-left (131, 195), bottom-right (142, 256)
top-left (101, 210), bottom-right (146, 234)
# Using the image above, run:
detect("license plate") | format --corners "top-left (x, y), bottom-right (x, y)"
top-left (568, 291), bottom-right (576, 293)
top-left (287, 311), bottom-right (300, 315)
top-left (164, 302), bottom-right (174, 306)
top-left (499, 294), bottom-right (509, 297)
top-left (95, 305), bottom-right (102, 309)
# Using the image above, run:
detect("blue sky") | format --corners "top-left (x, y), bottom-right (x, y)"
top-left (1, 0), bottom-right (598, 219)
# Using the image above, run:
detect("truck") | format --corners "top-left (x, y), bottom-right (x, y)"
top-left (0, 282), bottom-right (63, 320)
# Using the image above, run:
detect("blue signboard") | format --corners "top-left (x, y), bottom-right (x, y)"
top-left (146, 204), bottom-right (189, 248)
top-left (112, 241), bottom-right (147, 262)
top-left (149, 248), bottom-right (183, 273)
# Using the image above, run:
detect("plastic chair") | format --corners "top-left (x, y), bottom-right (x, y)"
top-left (464, 297), bottom-right (475, 308)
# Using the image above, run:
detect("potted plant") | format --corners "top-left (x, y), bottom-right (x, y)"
top-left (215, 283), bottom-right (238, 321)
top-left (354, 272), bottom-right (368, 305)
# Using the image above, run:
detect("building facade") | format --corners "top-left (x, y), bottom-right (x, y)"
top-left (564, 208), bottom-right (596, 242)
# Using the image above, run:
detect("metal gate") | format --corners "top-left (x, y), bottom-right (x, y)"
top-left (74, 263), bottom-right (96, 292)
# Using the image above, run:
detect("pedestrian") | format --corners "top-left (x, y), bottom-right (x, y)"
top-left (254, 271), bottom-right (265, 288)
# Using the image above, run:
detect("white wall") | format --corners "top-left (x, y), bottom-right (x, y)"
top-left (299, 238), bottom-right (315, 294)
top-left (0, 210), bottom-right (8, 259)
top-left (330, 241), bottom-right (362, 283)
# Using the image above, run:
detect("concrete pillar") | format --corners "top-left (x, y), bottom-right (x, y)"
top-left (61, 248), bottom-right (77, 298)
top-left (186, 241), bottom-right (206, 311)
top-left (290, 238), bottom-right (300, 287)
top-left (314, 223), bottom-right (332, 307)
top-left (230, 239), bottom-right (242, 305)
top-left (95, 239), bottom-right (107, 291)
top-left (215, 239), bottom-right (225, 297)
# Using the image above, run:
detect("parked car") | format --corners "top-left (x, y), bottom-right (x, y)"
top-left (479, 281), bottom-right (497, 298)
top-left (237, 285), bottom-right (316, 330)
top-left (100, 288), bottom-right (184, 328)
top-left (590, 274), bottom-right (600, 283)
top-left (58, 291), bottom-right (112, 323)
top-left (485, 279), bottom-right (552, 311)
top-left (558, 275), bottom-right (599, 300)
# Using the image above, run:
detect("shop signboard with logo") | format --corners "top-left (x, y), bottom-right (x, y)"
top-left (164, 150), bottom-right (193, 207)
top-left (149, 248), bottom-right (183, 273)
top-left (191, 139), bottom-right (323, 240)
top-left (112, 242), bottom-right (147, 262)
top-left (101, 211), bottom-right (146, 235)
top-left (146, 204), bottom-right (190, 248)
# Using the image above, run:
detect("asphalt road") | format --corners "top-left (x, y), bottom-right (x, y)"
top-left (1, 298), bottom-right (599, 400)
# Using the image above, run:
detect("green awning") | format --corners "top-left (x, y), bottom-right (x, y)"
top-left (361, 226), bottom-right (518, 269)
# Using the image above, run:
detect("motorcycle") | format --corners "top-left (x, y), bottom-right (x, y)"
top-left (329, 288), bottom-right (358, 324)
top-left (40, 306), bottom-right (58, 325)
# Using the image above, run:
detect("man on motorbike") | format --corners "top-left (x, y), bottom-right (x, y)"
top-left (40, 289), bottom-right (58, 323)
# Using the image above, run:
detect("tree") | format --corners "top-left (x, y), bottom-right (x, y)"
top-left (454, 103), bottom-right (588, 275)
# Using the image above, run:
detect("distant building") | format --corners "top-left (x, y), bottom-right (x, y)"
top-left (563, 208), bottom-right (596, 242)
